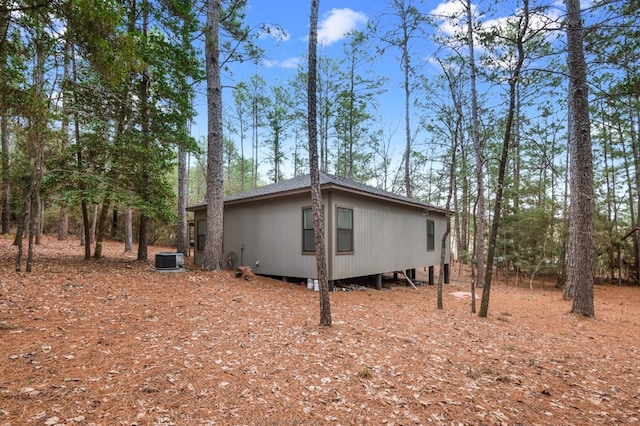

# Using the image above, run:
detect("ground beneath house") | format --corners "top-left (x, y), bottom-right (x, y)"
top-left (1, 235), bottom-right (639, 425)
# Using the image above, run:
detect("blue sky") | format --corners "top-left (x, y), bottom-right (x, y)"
top-left (191, 1), bottom-right (415, 166)
top-left (189, 0), bottom-right (569, 184)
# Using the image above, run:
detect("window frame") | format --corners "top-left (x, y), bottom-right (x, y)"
top-left (302, 207), bottom-right (315, 254)
top-left (426, 219), bottom-right (435, 251)
top-left (336, 206), bottom-right (354, 254)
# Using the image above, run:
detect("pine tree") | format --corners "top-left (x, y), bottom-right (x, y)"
top-left (564, 0), bottom-right (595, 317)
top-left (202, 0), bottom-right (224, 271)
top-left (308, 0), bottom-right (331, 326)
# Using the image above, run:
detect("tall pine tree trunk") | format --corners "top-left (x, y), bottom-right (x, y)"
top-left (137, 0), bottom-right (150, 261)
top-left (402, 46), bottom-right (411, 198)
top-left (90, 204), bottom-right (98, 244)
top-left (202, 0), bottom-right (224, 271)
top-left (25, 33), bottom-right (46, 270)
top-left (177, 145), bottom-right (189, 255)
top-left (70, 42), bottom-right (90, 259)
top-left (309, 0), bottom-right (331, 326)
top-left (138, 214), bottom-right (148, 260)
top-left (252, 96), bottom-right (258, 189)
top-left (57, 39), bottom-right (70, 241)
top-left (14, 195), bottom-right (28, 271)
top-left (124, 206), bottom-right (133, 253)
top-left (479, 0), bottom-right (528, 317)
top-left (33, 192), bottom-right (41, 245)
top-left (466, 0), bottom-right (483, 313)
top-left (557, 137), bottom-right (570, 288)
top-left (438, 140), bottom-right (456, 310)
top-left (1, 107), bottom-right (10, 235)
top-left (77, 132), bottom-right (90, 258)
top-left (628, 88), bottom-right (640, 285)
top-left (57, 205), bottom-right (68, 240)
top-left (94, 199), bottom-right (110, 259)
top-left (435, 58), bottom-right (462, 310)
top-left (564, 0), bottom-right (594, 317)
top-left (0, 0), bottom-right (11, 235)
top-left (176, 14), bottom-right (193, 256)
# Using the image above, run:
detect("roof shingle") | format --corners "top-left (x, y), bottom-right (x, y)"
top-left (188, 172), bottom-right (446, 213)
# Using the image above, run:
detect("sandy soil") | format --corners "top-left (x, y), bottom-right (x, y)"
top-left (1, 235), bottom-right (639, 425)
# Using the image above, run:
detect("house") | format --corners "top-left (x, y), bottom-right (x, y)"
top-left (187, 172), bottom-right (451, 286)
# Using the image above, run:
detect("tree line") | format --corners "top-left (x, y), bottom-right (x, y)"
top-left (1, 0), bottom-right (637, 319)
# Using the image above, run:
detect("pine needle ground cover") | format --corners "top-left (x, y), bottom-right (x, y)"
top-left (1, 236), bottom-right (638, 425)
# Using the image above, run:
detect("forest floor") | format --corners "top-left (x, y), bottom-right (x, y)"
top-left (1, 235), bottom-right (639, 426)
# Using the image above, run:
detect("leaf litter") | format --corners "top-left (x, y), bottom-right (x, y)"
top-left (0, 236), bottom-right (639, 425)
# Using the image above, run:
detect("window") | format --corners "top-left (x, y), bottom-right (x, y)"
top-left (337, 207), bottom-right (353, 253)
top-left (426, 219), bottom-right (435, 251)
top-left (197, 220), bottom-right (206, 251)
top-left (302, 208), bottom-right (315, 253)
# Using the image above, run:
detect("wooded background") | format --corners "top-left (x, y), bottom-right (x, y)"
top-left (1, 0), bottom-right (637, 292)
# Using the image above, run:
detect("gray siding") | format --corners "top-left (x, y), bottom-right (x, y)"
top-left (191, 188), bottom-right (450, 281)
top-left (222, 194), bottom-right (324, 278)
top-left (329, 192), bottom-right (449, 280)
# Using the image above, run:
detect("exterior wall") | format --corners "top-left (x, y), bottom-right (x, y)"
top-left (192, 194), bottom-right (326, 279)
top-left (329, 191), bottom-right (449, 280)
top-left (191, 189), bottom-right (450, 281)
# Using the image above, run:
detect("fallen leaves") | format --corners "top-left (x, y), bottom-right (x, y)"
top-left (1, 236), bottom-right (640, 424)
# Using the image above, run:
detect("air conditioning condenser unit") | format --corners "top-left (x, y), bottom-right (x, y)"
top-left (155, 252), bottom-right (184, 270)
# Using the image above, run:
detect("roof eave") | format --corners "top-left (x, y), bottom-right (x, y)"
top-left (218, 183), bottom-right (448, 214)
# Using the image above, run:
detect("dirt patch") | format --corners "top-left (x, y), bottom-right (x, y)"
top-left (1, 236), bottom-right (639, 425)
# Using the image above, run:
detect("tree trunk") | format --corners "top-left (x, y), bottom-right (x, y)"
top-left (309, 0), bottom-right (331, 326)
top-left (137, 213), bottom-right (148, 260)
top-left (617, 123), bottom-right (634, 284)
top-left (111, 207), bottom-right (118, 238)
top-left (57, 39), bottom-right (70, 241)
top-left (71, 44), bottom-right (91, 259)
top-left (631, 118), bottom-right (640, 285)
top-left (599, 100), bottom-right (616, 282)
top-left (33, 193), bottom-right (41, 245)
top-left (57, 206), bottom-right (68, 241)
top-left (94, 199), bottom-right (110, 259)
top-left (202, 0), bottom-right (224, 271)
top-left (90, 204), bottom-right (98, 244)
top-left (438, 145), bottom-right (455, 310)
top-left (14, 194), bottom-right (30, 271)
top-left (435, 59), bottom-right (462, 310)
top-left (177, 145), bottom-right (189, 255)
top-left (27, 197), bottom-right (37, 272)
top-left (1, 107), bottom-right (10, 235)
top-left (479, 0), bottom-right (528, 317)
top-left (252, 95), bottom-right (258, 189)
top-left (564, 0), bottom-right (595, 317)
top-left (557, 137), bottom-right (570, 288)
top-left (137, 0), bottom-right (151, 262)
top-left (124, 206), bottom-right (133, 253)
top-left (0, 0), bottom-right (11, 235)
top-left (79, 208), bottom-right (91, 259)
top-left (466, 0), bottom-right (485, 295)
top-left (402, 50), bottom-right (411, 197)
top-left (459, 145), bottom-right (469, 260)
top-left (25, 34), bottom-right (46, 270)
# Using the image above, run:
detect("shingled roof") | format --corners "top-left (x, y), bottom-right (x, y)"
top-left (188, 172), bottom-right (446, 213)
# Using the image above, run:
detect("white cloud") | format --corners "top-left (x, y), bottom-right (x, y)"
top-left (430, 1), bottom-right (563, 49)
top-left (317, 8), bottom-right (368, 46)
top-left (430, 1), bottom-right (474, 38)
top-left (280, 57), bottom-right (301, 69)
top-left (263, 57), bottom-right (301, 69)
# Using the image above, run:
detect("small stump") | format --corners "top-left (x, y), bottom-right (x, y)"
top-left (235, 266), bottom-right (255, 281)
